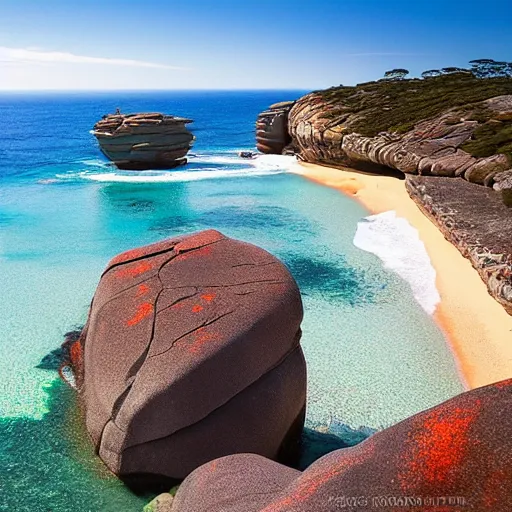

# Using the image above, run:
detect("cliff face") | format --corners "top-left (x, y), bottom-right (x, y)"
top-left (268, 74), bottom-right (512, 314)
top-left (256, 101), bottom-right (295, 155)
top-left (287, 75), bottom-right (512, 196)
top-left (406, 176), bottom-right (512, 314)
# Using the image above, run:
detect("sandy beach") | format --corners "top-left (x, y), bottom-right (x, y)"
top-left (292, 161), bottom-right (512, 390)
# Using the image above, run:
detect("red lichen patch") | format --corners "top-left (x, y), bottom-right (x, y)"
top-left (493, 378), bottom-right (512, 390)
top-left (398, 400), bottom-right (482, 491)
top-left (69, 340), bottom-right (83, 366)
top-left (263, 442), bottom-right (375, 511)
top-left (109, 247), bottom-right (149, 266)
top-left (188, 327), bottom-right (219, 354)
top-left (115, 261), bottom-right (153, 279)
top-left (175, 245), bottom-right (213, 261)
top-left (191, 305), bottom-right (204, 313)
top-left (201, 293), bottom-right (216, 302)
top-left (136, 284), bottom-right (150, 297)
top-left (127, 302), bottom-right (154, 326)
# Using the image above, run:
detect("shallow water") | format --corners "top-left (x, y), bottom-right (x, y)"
top-left (0, 91), bottom-right (464, 511)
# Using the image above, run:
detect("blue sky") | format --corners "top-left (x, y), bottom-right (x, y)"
top-left (1, 0), bottom-right (511, 90)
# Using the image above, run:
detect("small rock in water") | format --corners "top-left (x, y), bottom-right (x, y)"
top-left (238, 151), bottom-right (256, 159)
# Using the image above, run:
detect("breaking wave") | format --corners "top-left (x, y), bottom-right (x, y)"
top-left (353, 210), bottom-right (440, 315)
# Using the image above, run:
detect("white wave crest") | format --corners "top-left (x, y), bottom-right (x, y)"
top-left (353, 210), bottom-right (440, 315)
top-left (57, 152), bottom-right (297, 184)
top-left (61, 167), bottom-right (285, 183)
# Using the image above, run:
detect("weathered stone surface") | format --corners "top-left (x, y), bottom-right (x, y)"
top-left (75, 230), bottom-right (306, 485)
top-left (287, 91), bottom-right (511, 182)
top-left (256, 101), bottom-right (295, 154)
top-left (93, 112), bottom-right (194, 170)
top-left (486, 95), bottom-right (512, 120)
top-left (493, 170), bottom-right (512, 207)
top-left (406, 176), bottom-right (512, 314)
top-left (167, 378), bottom-right (512, 512)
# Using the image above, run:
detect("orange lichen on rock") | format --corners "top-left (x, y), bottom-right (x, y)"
top-left (127, 302), bottom-right (154, 326)
top-left (115, 261), bottom-right (153, 279)
top-left (191, 305), bottom-right (203, 313)
top-left (175, 245), bottom-right (212, 260)
top-left (263, 442), bottom-right (374, 511)
top-left (136, 284), bottom-right (150, 297)
top-left (399, 401), bottom-right (481, 489)
top-left (201, 293), bottom-right (216, 302)
top-left (109, 247), bottom-right (149, 266)
top-left (69, 340), bottom-right (83, 366)
top-left (188, 327), bottom-right (219, 354)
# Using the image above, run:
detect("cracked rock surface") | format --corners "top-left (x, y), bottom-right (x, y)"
top-left (76, 230), bottom-right (306, 484)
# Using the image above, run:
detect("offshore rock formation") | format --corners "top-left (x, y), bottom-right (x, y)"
top-left (256, 101), bottom-right (295, 154)
top-left (165, 378), bottom-right (512, 512)
top-left (73, 230), bottom-right (306, 487)
top-left (406, 176), bottom-right (512, 314)
top-left (92, 112), bottom-right (194, 170)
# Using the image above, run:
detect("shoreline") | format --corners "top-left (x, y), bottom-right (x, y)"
top-left (291, 160), bottom-right (512, 390)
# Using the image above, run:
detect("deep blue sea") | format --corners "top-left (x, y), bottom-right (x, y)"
top-left (0, 91), bottom-right (464, 511)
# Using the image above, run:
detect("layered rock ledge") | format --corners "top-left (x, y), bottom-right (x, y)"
top-left (256, 101), bottom-right (295, 155)
top-left (406, 176), bottom-right (512, 314)
top-left (93, 112), bottom-right (194, 170)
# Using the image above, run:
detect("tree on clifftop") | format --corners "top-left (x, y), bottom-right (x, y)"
top-left (421, 69), bottom-right (442, 78)
top-left (470, 59), bottom-right (512, 78)
top-left (383, 68), bottom-right (409, 80)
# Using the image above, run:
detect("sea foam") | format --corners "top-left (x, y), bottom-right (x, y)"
top-left (353, 210), bottom-right (440, 315)
top-left (57, 153), bottom-right (297, 184)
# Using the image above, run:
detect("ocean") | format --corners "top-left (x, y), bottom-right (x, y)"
top-left (0, 91), bottom-right (464, 511)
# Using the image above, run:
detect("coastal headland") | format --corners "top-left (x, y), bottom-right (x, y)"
top-left (258, 67), bottom-right (512, 389)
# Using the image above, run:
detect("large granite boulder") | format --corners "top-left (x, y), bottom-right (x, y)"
top-left (168, 378), bottom-right (512, 511)
top-left (92, 112), bottom-right (194, 170)
top-left (74, 230), bottom-right (306, 487)
top-left (256, 101), bottom-right (295, 154)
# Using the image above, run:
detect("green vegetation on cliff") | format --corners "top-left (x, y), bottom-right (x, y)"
top-left (317, 73), bottom-right (512, 160)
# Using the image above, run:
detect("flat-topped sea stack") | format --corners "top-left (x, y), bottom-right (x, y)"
top-left (92, 112), bottom-right (194, 170)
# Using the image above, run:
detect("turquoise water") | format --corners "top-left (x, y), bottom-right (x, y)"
top-left (0, 92), bottom-right (464, 511)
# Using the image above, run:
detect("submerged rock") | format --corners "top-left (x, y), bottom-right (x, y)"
top-left (77, 230), bottom-right (306, 488)
top-left (168, 378), bottom-right (512, 511)
top-left (92, 112), bottom-right (194, 170)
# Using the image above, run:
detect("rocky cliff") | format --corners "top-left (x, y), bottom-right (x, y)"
top-left (93, 112), bottom-right (194, 170)
top-left (288, 75), bottom-right (512, 193)
top-left (260, 73), bottom-right (512, 314)
top-left (406, 176), bottom-right (512, 314)
top-left (256, 101), bottom-right (295, 155)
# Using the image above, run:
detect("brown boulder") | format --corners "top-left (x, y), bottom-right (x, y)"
top-left (76, 230), bottom-right (306, 487)
top-left (169, 378), bottom-right (512, 511)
